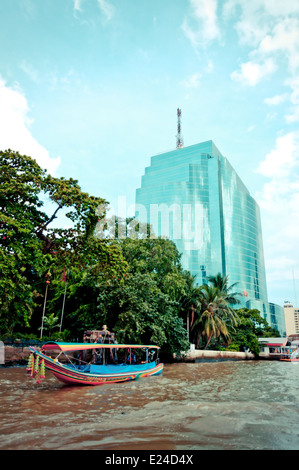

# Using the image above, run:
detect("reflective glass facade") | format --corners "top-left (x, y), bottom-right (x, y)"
top-left (136, 140), bottom-right (286, 334)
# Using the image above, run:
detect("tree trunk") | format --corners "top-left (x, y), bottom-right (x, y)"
top-left (203, 330), bottom-right (214, 350)
top-left (35, 204), bottom-right (62, 253)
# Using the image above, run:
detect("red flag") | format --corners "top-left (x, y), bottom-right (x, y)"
top-left (60, 268), bottom-right (68, 282)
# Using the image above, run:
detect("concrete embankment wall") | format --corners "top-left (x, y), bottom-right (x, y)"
top-left (2, 345), bottom-right (257, 365)
top-left (174, 349), bottom-right (256, 362)
top-left (3, 345), bottom-right (34, 364)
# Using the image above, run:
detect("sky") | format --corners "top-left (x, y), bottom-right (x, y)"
top-left (0, 0), bottom-right (299, 308)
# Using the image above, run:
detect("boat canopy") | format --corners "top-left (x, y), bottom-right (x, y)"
top-left (41, 341), bottom-right (160, 352)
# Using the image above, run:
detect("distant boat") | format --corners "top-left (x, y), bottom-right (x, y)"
top-left (280, 347), bottom-right (299, 362)
top-left (27, 341), bottom-right (164, 386)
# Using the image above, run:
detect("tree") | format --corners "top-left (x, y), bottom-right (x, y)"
top-left (0, 150), bottom-right (47, 332)
top-left (0, 149), bottom-right (116, 334)
top-left (207, 272), bottom-right (242, 306)
top-left (227, 308), bottom-right (280, 356)
top-left (64, 237), bottom-right (191, 355)
top-left (39, 313), bottom-right (60, 337)
top-left (96, 272), bottom-right (190, 356)
top-left (191, 284), bottom-right (239, 349)
top-left (0, 150), bottom-right (204, 357)
top-left (178, 272), bottom-right (202, 341)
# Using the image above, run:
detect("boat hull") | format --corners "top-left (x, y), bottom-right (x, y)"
top-left (32, 350), bottom-right (164, 386)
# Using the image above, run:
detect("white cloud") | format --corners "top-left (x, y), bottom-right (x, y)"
top-left (206, 60), bottom-right (214, 73)
top-left (284, 77), bottom-right (299, 123)
top-left (264, 94), bottom-right (287, 106)
top-left (262, 0), bottom-right (299, 17)
top-left (224, 0), bottom-right (299, 46)
top-left (285, 109), bottom-right (299, 124)
top-left (182, 72), bottom-right (202, 89)
top-left (73, 0), bottom-right (115, 20)
top-left (256, 132), bottom-right (299, 178)
top-left (255, 132), bottom-right (299, 281)
top-left (257, 175), bottom-right (299, 281)
top-left (223, 0), bottom-right (271, 46)
top-left (20, 60), bottom-right (40, 84)
top-left (182, 0), bottom-right (221, 49)
top-left (231, 58), bottom-right (276, 86)
top-left (227, 0), bottom-right (299, 117)
top-left (0, 76), bottom-right (61, 175)
top-left (73, 0), bottom-right (83, 11)
top-left (288, 78), bottom-right (299, 105)
top-left (97, 0), bottom-right (115, 21)
top-left (256, 18), bottom-right (299, 74)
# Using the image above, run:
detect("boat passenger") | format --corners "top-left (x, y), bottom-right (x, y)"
top-left (128, 352), bottom-right (136, 364)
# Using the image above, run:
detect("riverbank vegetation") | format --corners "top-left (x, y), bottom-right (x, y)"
top-left (0, 150), bottom-right (279, 357)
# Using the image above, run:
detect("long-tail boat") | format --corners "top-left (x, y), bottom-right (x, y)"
top-left (27, 341), bottom-right (164, 386)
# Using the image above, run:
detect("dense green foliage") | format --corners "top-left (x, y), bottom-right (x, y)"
top-left (0, 150), bottom-right (278, 357)
top-left (0, 150), bottom-right (190, 355)
top-left (226, 308), bottom-right (280, 356)
top-left (54, 238), bottom-right (191, 355)
top-left (0, 150), bottom-right (123, 334)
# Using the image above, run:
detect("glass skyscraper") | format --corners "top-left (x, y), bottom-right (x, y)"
top-left (136, 140), bottom-right (285, 334)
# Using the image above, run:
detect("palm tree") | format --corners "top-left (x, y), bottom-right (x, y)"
top-left (207, 273), bottom-right (242, 306)
top-left (179, 274), bottom-right (202, 341)
top-left (39, 313), bottom-right (60, 337)
top-left (192, 284), bottom-right (239, 349)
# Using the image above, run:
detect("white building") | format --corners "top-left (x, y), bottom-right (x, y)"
top-left (284, 301), bottom-right (299, 336)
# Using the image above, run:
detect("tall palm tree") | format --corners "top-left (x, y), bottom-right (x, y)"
top-left (192, 284), bottom-right (239, 349)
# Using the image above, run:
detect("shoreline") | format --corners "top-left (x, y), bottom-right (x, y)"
top-left (1, 344), bottom-right (268, 366)
top-left (174, 348), bottom-right (256, 362)
top-left (2, 345), bottom-right (34, 365)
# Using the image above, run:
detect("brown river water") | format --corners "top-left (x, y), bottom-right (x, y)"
top-left (1, 360), bottom-right (299, 451)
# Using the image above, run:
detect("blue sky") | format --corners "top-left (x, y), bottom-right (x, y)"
top-left (1, 0), bottom-right (299, 308)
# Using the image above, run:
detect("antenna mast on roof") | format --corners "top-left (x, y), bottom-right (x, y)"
top-left (176, 108), bottom-right (183, 149)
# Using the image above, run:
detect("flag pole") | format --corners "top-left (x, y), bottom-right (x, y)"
top-left (40, 271), bottom-right (51, 339)
top-left (59, 268), bottom-right (68, 332)
top-left (60, 280), bottom-right (67, 332)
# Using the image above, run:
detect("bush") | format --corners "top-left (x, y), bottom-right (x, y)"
top-left (227, 343), bottom-right (241, 352)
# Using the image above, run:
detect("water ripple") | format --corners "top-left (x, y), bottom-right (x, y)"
top-left (1, 361), bottom-right (299, 449)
